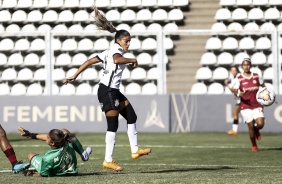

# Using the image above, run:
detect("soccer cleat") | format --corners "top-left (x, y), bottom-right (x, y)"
top-left (81, 147), bottom-right (92, 161)
top-left (254, 128), bottom-right (261, 140)
top-left (102, 160), bottom-right (123, 171)
top-left (131, 148), bottom-right (152, 160)
top-left (252, 146), bottom-right (258, 152)
top-left (12, 161), bottom-right (30, 173)
top-left (226, 129), bottom-right (238, 136)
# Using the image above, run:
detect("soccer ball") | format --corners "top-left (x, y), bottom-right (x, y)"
top-left (256, 87), bottom-right (276, 107)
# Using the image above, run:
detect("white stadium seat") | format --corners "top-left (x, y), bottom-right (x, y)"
top-left (222, 37), bottom-right (238, 50)
top-left (142, 83), bottom-right (157, 95)
top-left (92, 84), bottom-right (99, 95)
top-left (147, 23), bottom-right (162, 31)
top-left (14, 39), bottom-right (29, 51)
top-left (96, 0), bottom-right (110, 8)
top-left (212, 67), bottom-right (229, 80)
top-left (220, 0), bottom-right (236, 7)
top-left (111, 0), bottom-right (126, 8)
top-left (142, 38), bottom-right (157, 51)
top-left (137, 53), bottom-right (152, 65)
top-left (250, 67), bottom-right (262, 77)
top-left (0, 38), bottom-right (14, 51)
top-left (248, 8), bottom-right (264, 21)
top-left (10, 83), bottom-right (26, 96)
top-left (79, 0), bottom-right (94, 8)
top-left (56, 53), bottom-right (71, 66)
top-left (173, 0), bottom-right (189, 7)
top-left (244, 22), bottom-right (259, 31)
top-left (131, 68), bottom-right (147, 80)
top-left (106, 10), bottom-right (120, 22)
top-left (24, 53), bottom-right (40, 66)
top-left (120, 9), bottom-right (136, 22)
top-left (26, 83), bottom-right (43, 96)
top-left (260, 22), bottom-right (276, 30)
top-left (131, 23), bottom-right (147, 32)
top-left (236, 0), bottom-right (252, 6)
top-left (58, 10), bottom-right (73, 22)
top-left (239, 37), bottom-right (255, 50)
top-left (215, 8), bottom-right (231, 21)
top-left (61, 39), bottom-right (77, 51)
top-left (256, 37), bottom-right (271, 50)
top-left (147, 67), bottom-right (159, 80)
top-left (38, 24), bottom-right (52, 32)
top-left (136, 9), bottom-right (152, 22)
top-left (42, 10), bottom-right (58, 22)
top-left (76, 83), bottom-right (92, 95)
top-left (163, 23), bottom-right (179, 31)
top-left (205, 37), bottom-right (221, 50)
top-left (207, 83), bottom-right (224, 94)
top-left (263, 68), bottom-right (273, 80)
top-left (0, 10), bottom-right (11, 22)
top-left (33, 0), bottom-right (48, 8)
top-left (217, 52), bottom-right (233, 65)
top-left (69, 24), bottom-right (84, 32)
top-left (234, 52), bottom-right (249, 65)
top-left (116, 23), bottom-right (131, 31)
top-left (142, 0), bottom-right (157, 7)
top-left (8, 53), bottom-right (23, 66)
top-left (211, 22), bottom-right (227, 31)
top-left (269, 0), bottom-right (282, 5)
top-left (60, 84), bottom-right (75, 95)
top-left (30, 39), bottom-right (45, 51)
top-left (53, 24), bottom-right (68, 32)
top-left (251, 52), bottom-right (267, 65)
top-left (6, 24), bottom-right (20, 32)
top-left (152, 9), bottom-right (168, 21)
top-left (0, 53), bottom-right (8, 66)
top-left (48, 0), bottom-right (63, 8)
top-left (94, 38), bottom-right (109, 50)
top-left (66, 68), bottom-right (82, 80)
top-left (72, 53), bottom-right (87, 66)
top-left (0, 83), bottom-right (10, 95)
top-left (200, 52), bottom-right (217, 66)
top-left (52, 39), bottom-right (62, 51)
top-left (64, 0), bottom-right (79, 8)
top-left (152, 54), bottom-right (168, 65)
top-left (253, 0), bottom-right (268, 6)
top-left (78, 38), bottom-right (93, 51)
top-left (264, 8), bottom-right (280, 20)
top-left (232, 8), bottom-right (247, 21)
top-left (227, 22), bottom-right (243, 31)
top-left (17, 0), bottom-right (33, 8)
top-left (158, 0), bottom-right (172, 7)
top-left (195, 67), bottom-right (212, 81)
top-left (11, 10), bottom-right (27, 22)
top-left (33, 68), bottom-right (46, 81)
top-left (22, 24), bottom-right (37, 32)
top-left (125, 83), bottom-right (141, 95)
top-left (190, 83), bottom-right (207, 94)
top-left (74, 10), bottom-right (89, 22)
top-left (81, 67), bottom-right (98, 80)
top-left (126, 0), bottom-right (141, 7)
top-left (17, 68), bottom-right (33, 81)
top-left (168, 9), bottom-right (184, 21)
top-left (128, 38), bottom-right (141, 50)
top-left (2, 0), bottom-right (17, 8)
top-left (53, 68), bottom-right (66, 81)
top-left (1, 68), bottom-right (17, 81)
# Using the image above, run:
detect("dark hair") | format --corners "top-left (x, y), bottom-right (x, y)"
top-left (48, 129), bottom-right (76, 148)
top-left (230, 66), bottom-right (239, 73)
top-left (93, 6), bottom-right (130, 42)
top-left (242, 58), bottom-right (251, 64)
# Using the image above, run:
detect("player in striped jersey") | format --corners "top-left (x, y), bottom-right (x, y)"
top-left (233, 58), bottom-right (266, 152)
top-left (64, 6), bottom-right (152, 172)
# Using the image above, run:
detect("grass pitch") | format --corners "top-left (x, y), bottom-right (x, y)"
top-left (0, 132), bottom-right (282, 184)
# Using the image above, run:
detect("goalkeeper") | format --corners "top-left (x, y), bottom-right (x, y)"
top-left (18, 127), bottom-right (92, 177)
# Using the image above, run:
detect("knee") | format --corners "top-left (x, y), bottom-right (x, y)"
top-left (0, 127), bottom-right (6, 139)
top-left (28, 153), bottom-right (36, 161)
top-left (106, 116), bottom-right (119, 132)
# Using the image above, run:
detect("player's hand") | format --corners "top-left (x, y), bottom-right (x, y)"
top-left (130, 59), bottom-right (138, 68)
top-left (63, 76), bottom-right (76, 85)
top-left (18, 127), bottom-right (32, 138)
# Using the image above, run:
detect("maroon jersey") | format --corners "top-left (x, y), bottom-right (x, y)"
top-left (234, 73), bottom-right (263, 110)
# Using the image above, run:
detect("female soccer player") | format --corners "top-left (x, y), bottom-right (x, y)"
top-left (18, 127), bottom-right (92, 177)
top-left (225, 66), bottom-right (241, 136)
top-left (63, 6), bottom-right (151, 171)
top-left (0, 125), bottom-right (30, 173)
top-left (233, 58), bottom-right (265, 152)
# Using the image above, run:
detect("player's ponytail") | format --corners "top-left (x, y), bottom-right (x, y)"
top-left (48, 129), bottom-right (76, 148)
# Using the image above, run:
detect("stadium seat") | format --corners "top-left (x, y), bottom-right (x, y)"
top-left (61, 39), bottom-right (77, 51)
top-left (30, 39), bottom-right (45, 51)
top-left (6, 24), bottom-right (20, 32)
top-left (131, 23), bottom-right (147, 32)
top-left (79, 0), bottom-right (94, 8)
top-left (220, 0), bottom-right (236, 7)
top-left (173, 0), bottom-right (189, 7)
top-left (152, 9), bottom-right (168, 21)
top-left (121, 9), bottom-right (136, 22)
top-left (106, 10), bottom-right (120, 22)
top-left (111, 0), bottom-right (126, 7)
top-left (39, 54), bottom-right (48, 66)
top-left (252, 0), bottom-right (268, 6)
top-left (232, 8), bottom-right (247, 21)
top-left (248, 8), bottom-right (264, 21)
top-left (44, 84), bottom-right (60, 95)
top-left (277, 23), bottom-right (282, 31)
top-left (91, 83), bottom-right (99, 95)
top-left (260, 22), bottom-right (276, 30)
top-left (38, 24), bottom-right (52, 32)
top-left (17, 68), bottom-right (33, 81)
top-left (116, 23), bottom-right (131, 31)
top-left (42, 10), bottom-right (58, 22)
top-left (60, 84), bottom-right (76, 95)
top-left (239, 37), bottom-right (255, 50)
top-left (263, 68), bottom-right (273, 80)
top-left (147, 23), bottom-right (162, 31)
top-left (33, 68), bottom-right (46, 81)
top-left (22, 24), bottom-right (37, 32)
top-left (222, 37), bottom-right (238, 50)
top-left (251, 52), bottom-right (267, 65)
top-left (163, 23), bottom-right (179, 31)
top-left (66, 68), bottom-right (82, 80)
top-left (24, 53), bottom-right (40, 66)
top-left (126, 0), bottom-right (141, 7)
top-left (1, 68), bottom-right (17, 81)
top-left (227, 22), bottom-right (243, 31)
top-left (121, 67), bottom-right (130, 80)
top-left (250, 67), bottom-right (262, 77)
top-left (72, 53), bottom-right (87, 66)
top-left (168, 9), bottom-right (184, 21)
top-left (95, 0), bottom-right (110, 8)
top-left (10, 83), bottom-right (26, 96)
top-left (2, 0), bottom-right (17, 8)
top-left (0, 83), bottom-right (10, 95)
top-left (147, 67), bottom-right (159, 80)
top-left (0, 10), bottom-right (11, 22)
top-left (73, 10), bottom-right (89, 22)
top-left (125, 83), bottom-right (141, 95)
top-left (48, 0), bottom-right (63, 8)
top-left (142, 38), bottom-right (157, 51)
top-left (236, 0), bottom-right (252, 6)
top-left (58, 10), bottom-right (73, 22)
top-left (94, 38), bottom-right (109, 50)
top-left (269, 0), bottom-right (282, 5)
top-left (78, 38), bottom-right (93, 51)
top-left (81, 67), bottom-right (98, 80)
top-left (233, 52), bottom-right (249, 65)
top-left (152, 53), bottom-right (168, 65)
top-left (11, 10), bottom-right (27, 22)
top-left (207, 83), bottom-right (224, 94)
top-left (53, 68), bottom-right (66, 81)
top-left (64, 0), bottom-right (79, 8)
top-left (17, 0), bottom-right (32, 8)
top-left (256, 37), bottom-right (271, 50)
top-left (205, 37), bottom-right (221, 50)
top-left (195, 67), bottom-right (212, 81)
top-left (52, 39), bottom-right (62, 51)
top-left (217, 52), bottom-right (233, 65)
top-left (0, 38), bottom-right (14, 51)
top-left (200, 52), bottom-right (217, 66)
top-left (137, 53), bottom-right (152, 65)
top-left (0, 24), bottom-right (4, 33)
top-left (128, 38), bottom-right (141, 51)
top-left (212, 67), bottom-right (229, 80)
top-left (211, 22), bottom-right (227, 31)
top-left (53, 24), bottom-right (68, 32)
top-left (0, 53), bottom-right (8, 66)
top-left (141, 83), bottom-right (158, 95)
top-left (68, 25), bottom-right (83, 32)
top-left (56, 53), bottom-right (71, 66)
top-left (142, 0), bottom-right (157, 7)
top-left (244, 22), bottom-right (259, 31)
top-left (215, 8), bottom-right (231, 21)
top-left (33, 0), bottom-right (48, 8)
top-left (267, 53), bottom-right (273, 65)
top-left (190, 83), bottom-right (207, 94)
top-left (123, 52), bottom-right (135, 59)
top-left (14, 39), bottom-right (29, 51)
top-left (8, 53), bottom-right (23, 66)
top-left (131, 68), bottom-right (147, 80)
top-left (136, 9), bottom-right (152, 22)
top-left (264, 8), bottom-right (280, 20)
top-left (158, 0), bottom-right (172, 7)
top-left (76, 83), bottom-right (92, 95)
top-left (26, 83), bottom-right (43, 96)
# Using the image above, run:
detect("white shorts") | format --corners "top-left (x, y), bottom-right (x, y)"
top-left (240, 108), bottom-right (264, 123)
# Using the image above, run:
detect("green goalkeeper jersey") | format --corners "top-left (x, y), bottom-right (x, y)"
top-left (31, 143), bottom-right (78, 177)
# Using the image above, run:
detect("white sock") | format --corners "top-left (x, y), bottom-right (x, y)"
top-left (127, 123), bottom-right (138, 153)
top-left (232, 124), bottom-right (238, 132)
top-left (105, 131), bottom-right (116, 162)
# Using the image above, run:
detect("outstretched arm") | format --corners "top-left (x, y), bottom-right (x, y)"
top-left (18, 127), bottom-right (47, 141)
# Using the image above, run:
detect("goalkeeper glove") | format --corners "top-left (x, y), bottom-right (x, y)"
top-left (18, 127), bottom-right (38, 139)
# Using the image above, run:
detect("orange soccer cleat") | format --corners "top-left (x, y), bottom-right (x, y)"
top-left (226, 129), bottom-right (238, 136)
top-left (102, 160), bottom-right (123, 172)
top-left (131, 148), bottom-right (152, 160)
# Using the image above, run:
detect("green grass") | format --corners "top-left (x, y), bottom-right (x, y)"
top-left (1, 132), bottom-right (282, 184)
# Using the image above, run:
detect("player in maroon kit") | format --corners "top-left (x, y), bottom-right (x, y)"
top-left (233, 58), bottom-right (266, 152)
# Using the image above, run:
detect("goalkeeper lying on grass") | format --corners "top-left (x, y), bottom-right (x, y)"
top-left (18, 127), bottom-right (92, 177)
